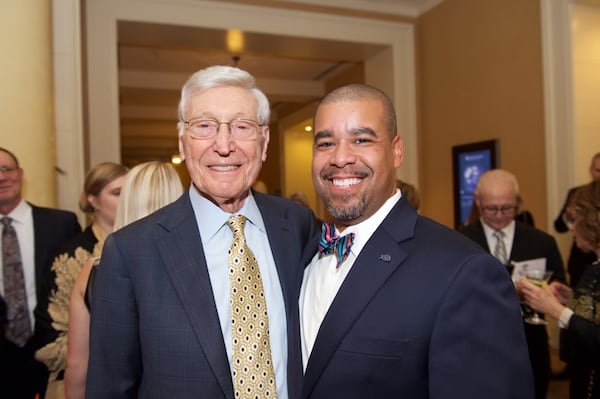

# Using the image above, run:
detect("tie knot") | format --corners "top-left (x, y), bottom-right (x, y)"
top-left (1, 217), bottom-right (12, 227)
top-left (318, 222), bottom-right (355, 268)
top-left (227, 215), bottom-right (247, 237)
top-left (493, 229), bottom-right (504, 239)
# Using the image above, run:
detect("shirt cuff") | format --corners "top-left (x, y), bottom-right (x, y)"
top-left (558, 307), bottom-right (574, 329)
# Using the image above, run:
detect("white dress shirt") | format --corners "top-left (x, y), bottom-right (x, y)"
top-left (0, 200), bottom-right (36, 325)
top-left (189, 186), bottom-right (289, 399)
top-left (299, 189), bottom-right (401, 370)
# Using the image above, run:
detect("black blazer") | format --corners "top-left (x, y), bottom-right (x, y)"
top-left (30, 204), bottom-right (81, 303)
top-left (459, 220), bottom-right (566, 283)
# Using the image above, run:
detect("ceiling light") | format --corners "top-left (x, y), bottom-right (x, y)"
top-left (171, 154), bottom-right (183, 165)
top-left (226, 29), bottom-right (244, 53)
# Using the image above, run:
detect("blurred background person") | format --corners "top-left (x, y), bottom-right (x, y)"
top-left (289, 191), bottom-right (310, 208)
top-left (396, 179), bottom-right (420, 211)
top-left (1, 147), bottom-right (81, 353)
top-left (554, 152), bottom-right (600, 287)
top-left (33, 162), bottom-right (128, 398)
top-left (1, 147), bottom-right (80, 399)
top-left (460, 168), bottom-right (566, 399)
top-left (65, 161), bottom-right (183, 399)
top-left (522, 180), bottom-right (600, 399)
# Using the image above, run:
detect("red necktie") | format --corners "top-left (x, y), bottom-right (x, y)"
top-left (2, 217), bottom-right (32, 346)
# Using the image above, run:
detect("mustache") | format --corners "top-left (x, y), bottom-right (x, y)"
top-left (320, 167), bottom-right (370, 180)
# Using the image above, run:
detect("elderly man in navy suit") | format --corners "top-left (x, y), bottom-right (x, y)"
top-left (86, 66), bottom-right (319, 399)
top-left (299, 84), bottom-right (533, 399)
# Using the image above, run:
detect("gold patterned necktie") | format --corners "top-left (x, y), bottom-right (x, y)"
top-left (2, 217), bottom-right (31, 346)
top-left (493, 229), bottom-right (508, 265)
top-left (227, 215), bottom-right (277, 399)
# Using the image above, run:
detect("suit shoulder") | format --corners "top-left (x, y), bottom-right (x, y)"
top-left (457, 221), bottom-right (481, 238)
top-left (516, 221), bottom-right (556, 242)
top-left (416, 216), bottom-right (487, 255)
top-left (31, 204), bottom-right (78, 221)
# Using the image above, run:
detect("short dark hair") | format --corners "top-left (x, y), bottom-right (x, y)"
top-left (319, 83), bottom-right (397, 139)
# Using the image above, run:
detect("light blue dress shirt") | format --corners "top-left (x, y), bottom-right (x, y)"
top-left (189, 187), bottom-right (288, 399)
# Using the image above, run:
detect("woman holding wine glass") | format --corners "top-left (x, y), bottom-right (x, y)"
top-left (522, 180), bottom-right (600, 399)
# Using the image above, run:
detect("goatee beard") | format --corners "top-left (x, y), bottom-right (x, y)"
top-left (325, 193), bottom-right (366, 222)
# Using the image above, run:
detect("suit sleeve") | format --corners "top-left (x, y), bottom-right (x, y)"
top-left (86, 235), bottom-right (141, 399)
top-left (562, 314), bottom-right (600, 368)
top-left (428, 254), bottom-right (534, 399)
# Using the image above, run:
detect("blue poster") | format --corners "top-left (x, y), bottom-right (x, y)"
top-left (458, 149), bottom-right (492, 225)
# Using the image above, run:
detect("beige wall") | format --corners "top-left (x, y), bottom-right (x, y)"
top-left (1, 1), bottom-right (56, 207)
top-left (417, 0), bottom-right (547, 229)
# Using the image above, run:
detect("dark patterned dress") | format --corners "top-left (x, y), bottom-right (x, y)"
top-left (33, 224), bottom-right (106, 380)
top-left (562, 260), bottom-right (600, 399)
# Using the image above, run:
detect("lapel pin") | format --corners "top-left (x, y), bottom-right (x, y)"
top-left (378, 254), bottom-right (392, 262)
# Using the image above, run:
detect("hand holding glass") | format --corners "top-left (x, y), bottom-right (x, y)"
top-left (523, 270), bottom-right (553, 325)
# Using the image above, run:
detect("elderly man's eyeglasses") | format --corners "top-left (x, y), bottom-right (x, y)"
top-left (481, 205), bottom-right (518, 215)
top-left (183, 117), bottom-right (265, 141)
top-left (0, 166), bottom-right (19, 174)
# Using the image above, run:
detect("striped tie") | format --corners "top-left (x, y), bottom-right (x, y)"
top-left (493, 229), bottom-right (508, 265)
top-left (318, 222), bottom-right (355, 269)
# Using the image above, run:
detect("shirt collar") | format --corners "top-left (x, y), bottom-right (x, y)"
top-left (481, 219), bottom-right (515, 242)
top-left (189, 185), bottom-right (265, 240)
top-left (2, 199), bottom-right (31, 225)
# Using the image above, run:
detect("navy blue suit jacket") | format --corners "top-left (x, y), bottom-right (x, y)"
top-left (86, 191), bottom-right (319, 399)
top-left (302, 198), bottom-right (534, 399)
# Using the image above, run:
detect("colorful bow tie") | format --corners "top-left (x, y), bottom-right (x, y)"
top-left (318, 222), bottom-right (355, 269)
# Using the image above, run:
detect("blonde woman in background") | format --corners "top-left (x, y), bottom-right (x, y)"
top-left (65, 161), bottom-right (183, 399)
top-left (33, 162), bottom-right (128, 397)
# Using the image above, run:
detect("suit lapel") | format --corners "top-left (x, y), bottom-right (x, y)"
top-left (508, 222), bottom-right (525, 262)
top-left (31, 205), bottom-right (50, 293)
top-left (303, 200), bottom-right (416, 395)
top-left (255, 194), bottom-right (295, 314)
top-left (155, 195), bottom-right (234, 399)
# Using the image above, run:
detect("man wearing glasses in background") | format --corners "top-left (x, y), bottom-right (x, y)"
top-left (460, 168), bottom-right (566, 399)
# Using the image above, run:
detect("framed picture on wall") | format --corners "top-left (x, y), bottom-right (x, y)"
top-left (452, 139), bottom-right (498, 229)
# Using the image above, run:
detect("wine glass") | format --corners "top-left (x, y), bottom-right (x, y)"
top-left (522, 269), bottom-right (553, 325)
